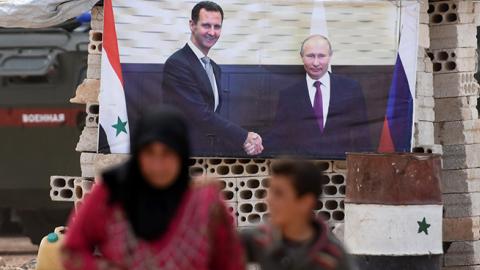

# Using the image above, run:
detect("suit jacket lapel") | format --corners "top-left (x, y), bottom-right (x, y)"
top-left (325, 74), bottom-right (339, 132)
top-left (299, 79), bottom-right (319, 124)
top-left (182, 44), bottom-right (216, 110)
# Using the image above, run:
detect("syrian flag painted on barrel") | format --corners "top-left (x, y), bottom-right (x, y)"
top-left (345, 152), bottom-right (443, 269)
top-left (378, 2), bottom-right (419, 152)
top-left (98, 0), bottom-right (130, 154)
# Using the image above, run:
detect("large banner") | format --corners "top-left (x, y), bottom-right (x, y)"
top-left (99, 0), bottom-right (419, 159)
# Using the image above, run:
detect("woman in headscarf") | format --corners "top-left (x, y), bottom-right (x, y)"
top-left (61, 106), bottom-right (245, 270)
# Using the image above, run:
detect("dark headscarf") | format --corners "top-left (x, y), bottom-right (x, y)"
top-left (102, 106), bottom-right (191, 241)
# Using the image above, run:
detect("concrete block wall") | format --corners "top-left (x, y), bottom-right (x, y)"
top-left (428, 0), bottom-right (480, 269)
top-left (415, 0), bottom-right (443, 153)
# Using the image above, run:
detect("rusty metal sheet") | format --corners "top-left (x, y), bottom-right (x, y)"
top-left (346, 153), bottom-right (442, 205)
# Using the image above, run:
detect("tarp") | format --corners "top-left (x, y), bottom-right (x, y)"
top-left (0, 0), bottom-right (98, 28)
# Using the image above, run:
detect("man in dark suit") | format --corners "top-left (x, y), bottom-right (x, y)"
top-left (265, 35), bottom-right (371, 158)
top-left (162, 1), bottom-right (263, 156)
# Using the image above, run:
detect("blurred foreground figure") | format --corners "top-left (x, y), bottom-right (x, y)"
top-left (62, 106), bottom-right (245, 270)
top-left (241, 160), bottom-right (356, 270)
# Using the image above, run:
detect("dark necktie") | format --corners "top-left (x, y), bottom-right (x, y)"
top-left (313, 81), bottom-right (324, 133)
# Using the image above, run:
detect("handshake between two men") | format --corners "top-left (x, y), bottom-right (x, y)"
top-left (243, 132), bottom-right (264, 156)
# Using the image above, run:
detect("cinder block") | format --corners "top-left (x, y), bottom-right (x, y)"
top-left (418, 52), bottom-right (426, 68)
top-left (315, 198), bottom-right (345, 223)
top-left (70, 79), bottom-right (100, 104)
top-left (50, 176), bottom-right (76, 202)
top-left (442, 168), bottom-right (480, 194)
top-left (332, 160), bottom-right (347, 173)
top-left (420, 0), bottom-right (428, 13)
top-left (188, 158), bottom-right (206, 176)
top-left (417, 54), bottom-right (429, 73)
top-left (430, 24), bottom-right (477, 49)
top-left (430, 35), bottom-right (477, 50)
top-left (87, 54), bottom-right (101, 66)
top-left (412, 144), bottom-right (443, 155)
top-left (88, 30), bottom-right (103, 55)
top-left (476, 2), bottom-right (480, 26)
top-left (430, 23), bottom-right (476, 39)
top-left (443, 192), bottom-right (480, 218)
top-left (419, 14), bottom-right (429, 25)
top-left (444, 240), bottom-right (480, 267)
top-left (435, 57), bottom-right (477, 74)
top-left (226, 202), bottom-right (238, 226)
top-left (86, 53), bottom-right (101, 79)
top-left (237, 177), bottom-right (269, 202)
top-left (435, 96), bottom-right (478, 122)
top-left (433, 72), bottom-right (479, 98)
top-left (322, 173), bottom-right (346, 197)
top-left (206, 158), bottom-right (269, 177)
top-left (437, 120), bottom-right (480, 145)
top-left (418, 24), bottom-right (430, 48)
top-left (85, 113), bottom-right (99, 128)
top-left (219, 178), bottom-right (237, 202)
top-left (453, 1), bottom-right (475, 13)
top-left (238, 201), bottom-right (269, 227)
top-left (76, 126), bottom-right (98, 153)
top-left (73, 178), bottom-right (94, 201)
top-left (415, 106), bottom-right (435, 122)
top-left (86, 103), bottom-right (99, 115)
top-left (430, 10), bottom-right (475, 26)
top-left (414, 121), bottom-right (435, 146)
top-left (312, 160), bottom-right (333, 173)
top-left (94, 153), bottom-right (130, 176)
top-left (91, 6), bottom-right (104, 31)
top-left (444, 217), bottom-right (480, 241)
top-left (443, 144), bottom-right (480, 170)
top-left (416, 71), bottom-right (434, 97)
top-left (416, 96), bottom-right (435, 109)
top-left (80, 152), bottom-right (96, 177)
top-left (431, 48), bottom-right (477, 74)
top-left (85, 103), bottom-right (99, 128)
top-left (86, 66), bottom-right (101, 80)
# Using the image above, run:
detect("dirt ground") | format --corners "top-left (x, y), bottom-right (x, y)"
top-left (0, 237), bottom-right (37, 270)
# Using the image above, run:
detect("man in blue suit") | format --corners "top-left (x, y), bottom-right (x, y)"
top-left (162, 1), bottom-right (263, 156)
top-left (265, 35), bottom-right (371, 158)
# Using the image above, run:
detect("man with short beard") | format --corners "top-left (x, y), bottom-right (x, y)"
top-left (162, 1), bottom-right (263, 156)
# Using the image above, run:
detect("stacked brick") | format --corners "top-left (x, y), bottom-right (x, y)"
top-left (50, 6), bottom-right (105, 211)
top-left (414, 0), bottom-right (443, 155)
top-left (190, 158), bottom-right (347, 230)
top-left (428, 1), bottom-right (480, 269)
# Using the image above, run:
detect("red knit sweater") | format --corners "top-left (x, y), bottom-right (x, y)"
top-left (62, 182), bottom-right (245, 270)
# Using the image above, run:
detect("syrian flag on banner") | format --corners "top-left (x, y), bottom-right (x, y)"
top-left (98, 0), bottom-right (130, 154)
top-left (378, 3), bottom-right (419, 152)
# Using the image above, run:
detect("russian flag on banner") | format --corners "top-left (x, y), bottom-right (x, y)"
top-left (98, 0), bottom-right (130, 153)
top-left (378, 3), bottom-right (419, 152)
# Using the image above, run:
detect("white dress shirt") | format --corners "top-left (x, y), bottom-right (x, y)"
top-left (187, 39), bottom-right (219, 111)
top-left (306, 72), bottom-right (331, 126)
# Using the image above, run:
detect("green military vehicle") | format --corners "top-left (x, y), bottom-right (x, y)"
top-left (0, 25), bottom-right (89, 244)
